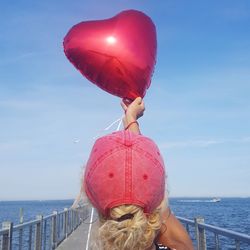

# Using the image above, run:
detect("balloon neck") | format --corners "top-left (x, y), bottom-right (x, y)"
top-left (122, 98), bottom-right (134, 106)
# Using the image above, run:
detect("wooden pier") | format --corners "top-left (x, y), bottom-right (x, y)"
top-left (56, 223), bottom-right (89, 250)
top-left (57, 208), bottom-right (97, 250)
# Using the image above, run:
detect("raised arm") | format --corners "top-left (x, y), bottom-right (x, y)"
top-left (121, 97), bottom-right (145, 134)
top-left (122, 97), bottom-right (193, 250)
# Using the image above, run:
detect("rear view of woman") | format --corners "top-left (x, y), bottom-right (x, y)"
top-left (84, 97), bottom-right (193, 250)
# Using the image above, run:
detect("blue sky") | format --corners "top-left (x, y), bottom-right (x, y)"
top-left (0, 0), bottom-right (249, 200)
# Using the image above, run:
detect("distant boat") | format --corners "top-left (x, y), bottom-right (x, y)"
top-left (211, 198), bottom-right (221, 202)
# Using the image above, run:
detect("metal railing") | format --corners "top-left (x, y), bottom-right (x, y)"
top-left (2, 208), bottom-right (249, 250)
top-left (0, 206), bottom-right (89, 250)
top-left (177, 216), bottom-right (250, 250)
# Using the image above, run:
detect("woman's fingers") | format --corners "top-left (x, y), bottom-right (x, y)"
top-left (133, 97), bottom-right (142, 105)
top-left (121, 96), bottom-right (145, 119)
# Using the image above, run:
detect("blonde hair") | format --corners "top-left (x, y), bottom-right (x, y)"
top-left (92, 202), bottom-right (165, 250)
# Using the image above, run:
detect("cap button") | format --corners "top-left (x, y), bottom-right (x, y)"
top-left (124, 139), bottom-right (133, 147)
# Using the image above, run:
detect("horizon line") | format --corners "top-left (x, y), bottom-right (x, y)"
top-left (0, 196), bottom-right (249, 202)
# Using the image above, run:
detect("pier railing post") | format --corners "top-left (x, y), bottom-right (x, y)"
top-left (51, 211), bottom-right (58, 249)
top-left (77, 209), bottom-right (80, 226)
top-left (195, 217), bottom-right (207, 250)
top-left (64, 208), bottom-right (69, 238)
top-left (35, 215), bottom-right (43, 250)
top-left (72, 210), bottom-right (74, 230)
top-left (73, 210), bottom-right (77, 229)
top-left (70, 209), bottom-right (73, 233)
top-left (19, 208), bottom-right (24, 250)
top-left (1, 221), bottom-right (13, 250)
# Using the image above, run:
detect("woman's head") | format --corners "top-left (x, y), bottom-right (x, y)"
top-left (84, 130), bottom-right (166, 249)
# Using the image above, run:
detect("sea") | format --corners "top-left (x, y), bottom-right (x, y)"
top-left (0, 198), bottom-right (249, 249)
top-left (170, 197), bottom-right (250, 250)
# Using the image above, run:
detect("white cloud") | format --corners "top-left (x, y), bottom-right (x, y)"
top-left (0, 99), bottom-right (45, 110)
top-left (159, 137), bottom-right (250, 149)
top-left (160, 139), bottom-right (223, 149)
top-left (0, 140), bottom-right (31, 151)
top-left (0, 52), bottom-right (38, 66)
top-left (242, 136), bottom-right (250, 142)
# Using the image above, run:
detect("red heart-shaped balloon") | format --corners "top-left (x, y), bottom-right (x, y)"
top-left (63, 10), bottom-right (157, 100)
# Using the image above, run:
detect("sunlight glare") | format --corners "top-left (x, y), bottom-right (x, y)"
top-left (106, 36), bottom-right (117, 44)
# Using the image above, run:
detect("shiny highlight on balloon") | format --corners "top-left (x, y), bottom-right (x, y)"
top-left (106, 36), bottom-right (117, 44)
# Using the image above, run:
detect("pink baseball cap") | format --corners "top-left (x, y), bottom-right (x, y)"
top-left (84, 130), bottom-right (166, 217)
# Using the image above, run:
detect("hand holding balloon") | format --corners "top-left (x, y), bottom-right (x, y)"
top-left (121, 97), bottom-right (145, 134)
